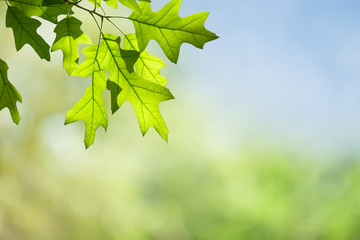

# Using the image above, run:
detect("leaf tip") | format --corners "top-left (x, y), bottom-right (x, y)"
top-left (84, 142), bottom-right (92, 149)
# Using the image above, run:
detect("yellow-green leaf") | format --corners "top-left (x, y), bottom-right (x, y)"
top-left (52, 16), bottom-right (92, 75)
top-left (119, 0), bottom-right (141, 13)
top-left (129, 0), bottom-right (218, 63)
top-left (101, 34), bottom-right (174, 140)
top-left (65, 71), bottom-right (108, 148)
top-left (75, 34), bottom-right (174, 141)
top-left (124, 33), bottom-right (167, 86)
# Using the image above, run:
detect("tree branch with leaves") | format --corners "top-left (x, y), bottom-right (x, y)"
top-left (0, 0), bottom-right (218, 148)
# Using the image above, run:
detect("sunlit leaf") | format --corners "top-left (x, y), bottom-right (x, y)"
top-left (119, 0), bottom-right (141, 13)
top-left (65, 71), bottom-right (108, 148)
top-left (9, 0), bottom-right (70, 23)
top-left (74, 34), bottom-right (174, 142)
top-left (129, 0), bottom-right (218, 63)
top-left (124, 33), bottom-right (167, 86)
top-left (52, 16), bottom-right (92, 74)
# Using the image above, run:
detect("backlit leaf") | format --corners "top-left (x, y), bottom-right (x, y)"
top-left (9, 0), bottom-right (70, 23)
top-left (100, 34), bottom-right (174, 141)
top-left (129, 0), bottom-right (218, 63)
top-left (124, 33), bottom-right (167, 86)
top-left (74, 34), bottom-right (174, 142)
top-left (65, 71), bottom-right (108, 148)
top-left (52, 16), bottom-right (92, 74)
top-left (119, 0), bottom-right (141, 13)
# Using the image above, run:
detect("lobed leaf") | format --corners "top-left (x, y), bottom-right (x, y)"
top-left (0, 59), bottom-right (22, 125)
top-left (124, 33), bottom-right (167, 86)
top-left (100, 34), bottom-right (174, 141)
top-left (9, 0), bottom-right (45, 17)
top-left (6, 6), bottom-right (50, 61)
top-left (40, 4), bottom-right (71, 23)
top-left (52, 16), bottom-right (92, 75)
top-left (65, 71), bottom-right (109, 148)
top-left (73, 34), bottom-right (174, 143)
top-left (9, 0), bottom-right (70, 24)
top-left (129, 0), bottom-right (219, 63)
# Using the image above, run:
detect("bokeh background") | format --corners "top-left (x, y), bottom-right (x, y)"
top-left (1, 0), bottom-right (360, 239)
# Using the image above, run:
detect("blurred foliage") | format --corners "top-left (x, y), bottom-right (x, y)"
top-left (1, 136), bottom-right (360, 240)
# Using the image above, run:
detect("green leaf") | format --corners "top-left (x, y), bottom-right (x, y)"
top-left (119, 0), bottom-right (141, 13)
top-left (129, 0), bottom-right (219, 63)
top-left (52, 16), bottom-right (92, 74)
top-left (41, 0), bottom-right (65, 6)
top-left (65, 71), bottom-right (108, 148)
top-left (6, 6), bottom-right (51, 61)
top-left (106, 80), bottom-right (122, 114)
top-left (74, 34), bottom-right (174, 141)
top-left (40, 4), bottom-right (72, 23)
top-left (0, 59), bottom-right (22, 125)
top-left (104, 0), bottom-right (118, 8)
top-left (87, 0), bottom-right (116, 8)
top-left (124, 33), bottom-right (167, 86)
top-left (71, 44), bottom-right (108, 77)
top-left (72, 34), bottom-right (140, 77)
top-left (9, 0), bottom-right (70, 23)
top-left (8, 0), bottom-right (45, 17)
top-left (101, 34), bottom-right (173, 141)
top-left (87, 0), bottom-right (101, 7)
top-left (87, 0), bottom-right (141, 13)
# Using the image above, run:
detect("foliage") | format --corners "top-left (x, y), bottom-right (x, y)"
top-left (2, 136), bottom-right (360, 240)
top-left (0, 58), bottom-right (22, 124)
top-left (0, 0), bottom-right (218, 148)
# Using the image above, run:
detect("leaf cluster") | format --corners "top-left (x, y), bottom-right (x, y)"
top-left (0, 0), bottom-right (218, 148)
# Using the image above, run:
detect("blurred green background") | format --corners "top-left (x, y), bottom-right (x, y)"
top-left (2, 0), bottom-right (360, 239)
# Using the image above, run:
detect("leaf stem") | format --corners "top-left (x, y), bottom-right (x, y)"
top-left (69, 0), bottom-right (134, 49)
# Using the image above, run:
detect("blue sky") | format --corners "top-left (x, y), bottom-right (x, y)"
top-left (162, 0), bottom-right (360, 155)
